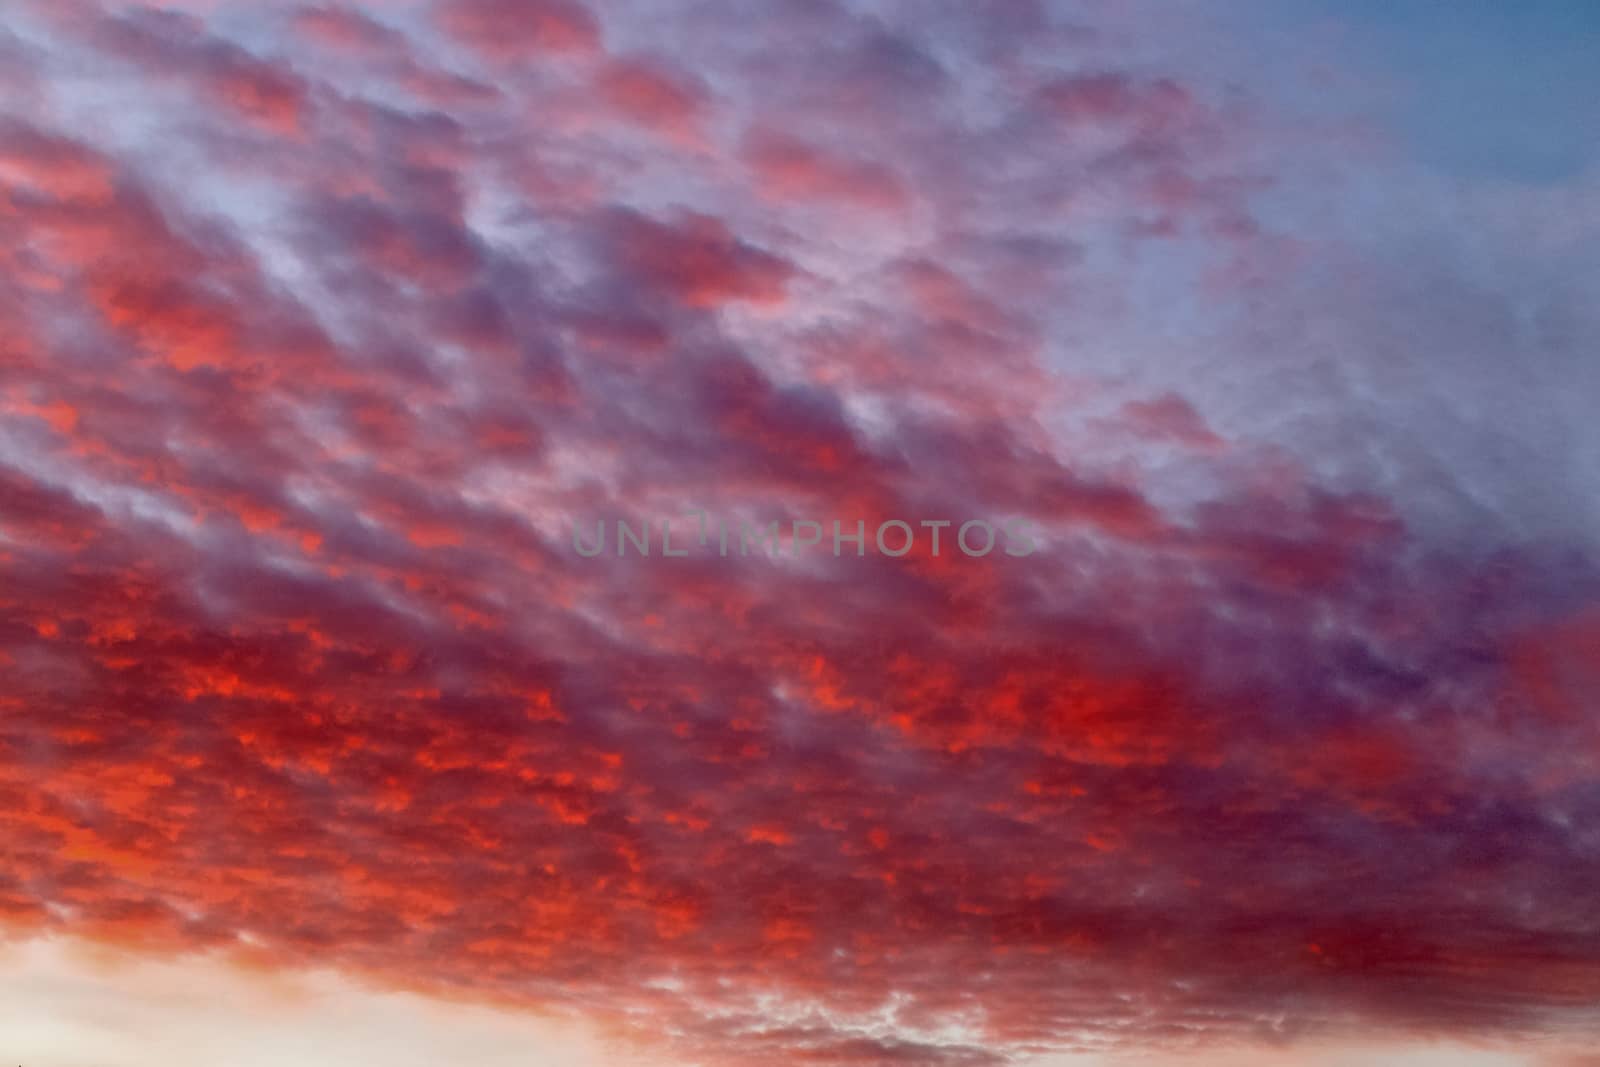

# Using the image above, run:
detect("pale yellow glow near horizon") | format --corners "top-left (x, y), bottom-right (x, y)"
top-left (0, 936), bottom-right (659, 1067)
top-left (2, 935), bottom-right (1593, 1067)
top-left (1032, 1041), bottom-right (1586, 1067)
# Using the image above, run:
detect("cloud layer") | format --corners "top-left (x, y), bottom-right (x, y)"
top-left (2, 1), bottom-right (1598, 1063)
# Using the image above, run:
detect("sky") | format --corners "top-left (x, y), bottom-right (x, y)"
top-left (1, 1), bottom-right (1598, 1065)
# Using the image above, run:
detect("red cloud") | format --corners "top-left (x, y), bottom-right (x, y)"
top-left (1119, 392), bottom-right (1225, 449)
top-left (594, 56), bottom-right (710, 142)
top-left (1036, 72), bottom-right (1195, 130)
top-left (292, 5), bottom-right (406, 53)
top-left (0, 118), bottom-right (118, 203)
top-left (601, 210), bottom-right (797, 308)
top-left (1, 3), bottom-right (1597, 1065)
top-left (434, 0), bottom-right (601, 59)
top-left (743, 128), bottom-right (910, 213)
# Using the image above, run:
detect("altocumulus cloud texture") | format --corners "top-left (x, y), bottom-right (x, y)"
top-left (2, 1), bottom-right (1600, 1064)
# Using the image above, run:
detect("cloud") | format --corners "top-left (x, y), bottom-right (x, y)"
top-left (592, 55), bottom-right (711, 143)
top-left (742, 127), bottom-right (910, 213)
top-left (1, 1), bottom-right (1597, 1064)
top-left (433, 0), bottom-right (601, 60)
